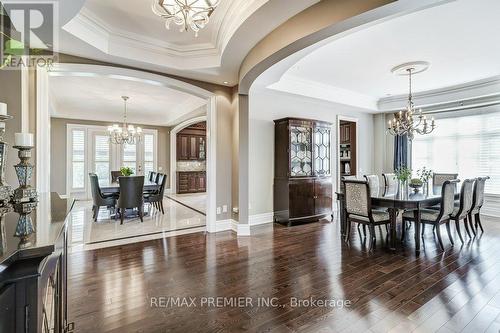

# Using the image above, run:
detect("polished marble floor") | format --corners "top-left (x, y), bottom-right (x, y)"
top-left (69, 197), bottom-right (205, 249)
top-left (167, 192), bottom-right (206, 214)
top-left (69, 212), bottom-right (500, 332)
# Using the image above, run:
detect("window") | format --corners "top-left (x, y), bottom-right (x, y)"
top-left (94, 135), bottom-right (110, 184)
top-left (143, 134), bottom-right (155, 176)
top-left (412, 110), bottom-right (500, 195)
top-left (122, 143), bottom-right (137, 174)
top-left (71, 130), bottom-right (85, 189)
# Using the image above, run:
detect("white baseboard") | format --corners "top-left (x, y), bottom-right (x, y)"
top-left (215, 219), bottom-right (234, 232)
top-left (164, 188), bottom-right (172, 194)
top-left (214, 218), bottom-right (268, 236)
top-left (248, 212), bottom-right (274, 226)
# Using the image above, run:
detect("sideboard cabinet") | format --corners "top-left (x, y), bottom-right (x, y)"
top-left (273, 118), bottom-right (333, 225)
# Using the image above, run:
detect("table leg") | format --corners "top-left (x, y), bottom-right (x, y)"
top-left (413, 209), bottom-right (421, 255)
top-left (388, 208), bottom-right (397, 251)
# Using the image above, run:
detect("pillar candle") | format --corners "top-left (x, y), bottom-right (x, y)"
top-left (0, 103), bottom-right (7, 116)
top-left (14, 133), bottom-right (34, 147)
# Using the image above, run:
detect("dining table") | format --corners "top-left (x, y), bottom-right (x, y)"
top-left (336, 184), bottom-right (460, 254)
top-left (99, 178), bottom-right (160, 194)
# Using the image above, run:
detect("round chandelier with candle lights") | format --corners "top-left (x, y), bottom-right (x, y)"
top-left (107, 96), bottom-right (142, 145)
top-left (151, 0), bottom-right (220, 37)
top-left (387, 62), bottom-right (436, 141)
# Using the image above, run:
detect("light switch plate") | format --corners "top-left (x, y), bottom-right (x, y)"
top-left (216, 207), bottom-right (222, 215)
top-left (222, 205), bottom-right (228, 213)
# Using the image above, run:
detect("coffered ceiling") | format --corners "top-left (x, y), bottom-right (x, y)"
top-left (59, 0), bottom-right (320, 85)
top-left (48, 72), bottom-right (207, 127)
top-left (265, 0), bottom-right (500, 112)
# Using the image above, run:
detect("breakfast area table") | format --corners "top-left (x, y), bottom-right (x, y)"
top-left (336, 185), bottom-right (460, 254)
top-left (99, 179), bottom-right (160, 194)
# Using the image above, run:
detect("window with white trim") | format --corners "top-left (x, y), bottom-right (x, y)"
top-left (143, 133), bottom-right (155, 177)
top-left (71, 129), bottom-right (85, 189)
top-left (412, 110), bottom-right (500, 195)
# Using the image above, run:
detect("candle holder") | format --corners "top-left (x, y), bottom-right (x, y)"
top-left (0, 114), bottom-right (13, 207)
top-left (13, 145), bottom-right (38, 203)
top-left (13, 201), bottom-right (37, 249)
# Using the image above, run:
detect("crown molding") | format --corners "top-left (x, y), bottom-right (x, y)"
top-left (63, 0), bottom-right (268, 70)
top-left (378, 75), bottom-right (500, 111)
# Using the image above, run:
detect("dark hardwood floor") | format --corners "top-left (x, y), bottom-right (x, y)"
top-left (69, 215), bottom-right (500, 332)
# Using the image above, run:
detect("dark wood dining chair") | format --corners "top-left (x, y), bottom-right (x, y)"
top-left (403, 179), bottom-right (459, 250)
top-left (450, 178), bottom-right (475, 243)
top-left (116, 176), bottom-right (144, 224)
top-left (470, 176), bottom-right (490, 234)
top-left (89, 173), bottom-right (116, 222)
top-left (149, 171), bottom-right (157, 182)
top-left (144, 173), bottom-right (167, 214)
top-left (343, 179), bottom-right (391, 251)
top-left (111, 171), bottom-right (122, 183)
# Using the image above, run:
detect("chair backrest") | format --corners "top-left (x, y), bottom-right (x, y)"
top-left (158, 173), bottom-right (167, 197)
top-left (433, 173), bottom-right (458, 186)
top-left (149, 171), bottom-right (157, 182)
top-left (156, 173), bottom-right (165, 185)
top-left (364, 175), bottom-right (380, 197)
top-left (111, 171), bottom-right (122, 183)
top-left (343, 179), bottom-right (371, 218)
top-left (89, 173), bottom-right (103, 206)
top-left (117, 176), bottom-right (144, 209)
top-left (439, 179), bottom-right (459, 219)
top-left (382, 173), bottom-right (398, 196)
top-left (472, 176), bottom-right (490, 211)
top-left (148, 171), bottom-right (154, 182)
top-left (455, 179), bottom-right (475, 219)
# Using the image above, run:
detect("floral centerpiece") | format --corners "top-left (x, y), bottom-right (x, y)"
top-left (120, 166), bottom-right (134, 176)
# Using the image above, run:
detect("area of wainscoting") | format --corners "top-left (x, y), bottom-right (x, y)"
top-left (215, 212), bottom-right (275, 236)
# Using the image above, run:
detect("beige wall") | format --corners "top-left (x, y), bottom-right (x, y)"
top-left (56, 54), bottom-right (236, 221)
top-left (50, 117), bottom-right (171, 195)
top-left (0, 69), bottom-right (23, 186)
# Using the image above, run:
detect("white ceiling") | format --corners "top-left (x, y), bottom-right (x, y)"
top-left (267, 0), bottom-right (500, 111)
top-left (59, 0), bottom-right (319, 85)
top-left (48, 73), bottom-right (207, 127)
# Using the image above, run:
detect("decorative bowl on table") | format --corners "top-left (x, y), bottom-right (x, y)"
top-left (409, 179), bottom-right (423, 192)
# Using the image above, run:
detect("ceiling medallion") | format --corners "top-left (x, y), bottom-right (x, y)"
top-left (387, 61), bottom-right (436, 141)
top-left (152, 0), bottom-right (220, 37)
top-left (107, 96), bottom-right (143, 145)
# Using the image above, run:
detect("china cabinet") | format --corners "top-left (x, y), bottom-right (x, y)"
top-left (273, 118), bottom-right (333, 225)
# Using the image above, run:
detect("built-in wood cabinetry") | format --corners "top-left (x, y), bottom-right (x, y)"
top-left (339, 120), bottom-right (357, 177)
top-left (177, 171), bottom-right (206, 194)
top-left (273, 118), bottom-right (333, 226)
top-left (176, 122), bottom-right (206, 161)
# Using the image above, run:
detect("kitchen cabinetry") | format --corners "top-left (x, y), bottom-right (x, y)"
top-left (273, 118), bottom-right (333, 225)
top-left (177, 171), bottom-right (206, 194)
top-left (176, 122), bottom-right (206, 161)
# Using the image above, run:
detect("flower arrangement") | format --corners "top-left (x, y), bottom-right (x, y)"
top-left (417, 167), bottom-right (433, 183)
top-left (395, 166), bottom-right (412, 184)
top-left (120, 166), bottom-right (134, 176)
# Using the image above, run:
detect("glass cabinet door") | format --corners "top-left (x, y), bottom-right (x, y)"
top-left (290, 125), bottom-right (312, 176)
top-left (313, 126), bottom-right (331, 176)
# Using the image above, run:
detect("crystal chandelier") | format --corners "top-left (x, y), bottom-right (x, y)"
top-left (387, 62), bottom-right (436, 140)
top-left (152, 0), bottom-right (220, 36)
top-left (107, 96), bottom-right (142, 145)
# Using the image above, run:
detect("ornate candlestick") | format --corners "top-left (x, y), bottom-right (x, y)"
top-left (13, 145), bottom-right (38, 203)
top-left (13, 200), bottom-right (37, 249)
top-left (0, 111), bottom-right (13, 207)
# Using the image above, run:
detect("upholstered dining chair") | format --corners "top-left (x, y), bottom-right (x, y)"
top-left (470, 176), bottom-right (490, 233)
top-left (343, 179), bottom-right (391, 251)
top-left (89, 173), bottom-right (116, 222)
top-left (403, 179), bottom-right (459, 250)
top-left (450, 179), bottom-right (475, 243)
top-left (111, 171), bottom-right (122, 183)
top-left (144, 173), bottom-right (167, 214)
top-left (148, 171), bottom-right (154, 182)
top-left (116, 176), bottom-right (145, 225)
top-left (364, 175), bottom-right (380, 197)
top-left (382, 173), bottom-right (398, 196)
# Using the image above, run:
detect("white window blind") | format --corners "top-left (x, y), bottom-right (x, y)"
top-left (412, 111), bottom-right (500, 195)
top-left (143, 134), bottom-right (155, 176)
top-left (71, 130), bottom-right (85, 189)
top-left (122, 143), bottom-right (137, 173)
top-left (94, 135), bottom-right (110, 184)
